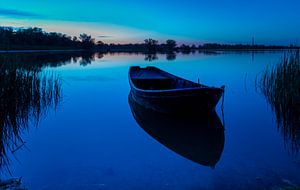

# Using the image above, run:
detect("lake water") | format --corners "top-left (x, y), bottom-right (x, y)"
top-left (0, 51), bottom-right (299, 190)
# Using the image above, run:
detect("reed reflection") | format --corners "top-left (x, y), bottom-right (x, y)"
top-left (0, 58), bottom-right (63, 172)
top-left (128, 92), bottom-right (225, 168)
top-left (258, 51), bottom-right (300, 154)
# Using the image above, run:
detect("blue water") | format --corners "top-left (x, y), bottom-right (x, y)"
top-left (2, 51), bottom-right (300, 189)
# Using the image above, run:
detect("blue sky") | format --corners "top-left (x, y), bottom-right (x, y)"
top-left (1, 0), bottom-right (300, 44)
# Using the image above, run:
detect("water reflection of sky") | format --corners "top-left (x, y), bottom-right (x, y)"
top-left (2, 51), bottom-right (299, 189)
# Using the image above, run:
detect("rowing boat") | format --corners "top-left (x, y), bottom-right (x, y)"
top-left (129, 66), bottom-right (224, 113)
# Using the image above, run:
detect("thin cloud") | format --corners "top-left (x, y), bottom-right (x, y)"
top-left (0, 8), bottom-right (39, 17)
top-left (98, 35), bottom-right (112, 38)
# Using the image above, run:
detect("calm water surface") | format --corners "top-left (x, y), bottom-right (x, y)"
top-left (1, 51), bottom-right (299, 189)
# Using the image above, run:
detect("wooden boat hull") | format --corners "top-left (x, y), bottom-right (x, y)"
top-left (129, 66), bottom-right (224, 113)
top-left (130, 88), bottom-right (223, 113)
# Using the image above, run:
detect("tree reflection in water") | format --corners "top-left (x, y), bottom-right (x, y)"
top-left (166, 52), bottom-right (176, 61)
top-left (144, 53), bottom-right (158, 62)
top-left (258, 50), bottom-right (300, 154)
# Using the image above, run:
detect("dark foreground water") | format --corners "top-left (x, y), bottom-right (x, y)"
top-left (0, 51), bottom-right (299, 189)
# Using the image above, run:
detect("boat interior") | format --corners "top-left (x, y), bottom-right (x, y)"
top-left (131, 68), bottom-right (203, 90)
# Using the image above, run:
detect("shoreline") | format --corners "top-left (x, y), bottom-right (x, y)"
top-left (0, 48), bottom-right (299, 54)
top-left (0, 49), bottom-right (85, 53)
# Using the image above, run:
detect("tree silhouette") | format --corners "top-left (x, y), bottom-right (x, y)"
top-left (0, 26), bottom-right (96, 50)
top-left (166, 39), bottom-right (177, 51)
top-left (144, 38), bottom-right (158, 52)
top-left (1, 26), bottom-right (297, 52)
top-left (180, 44), bottom-right (191, 54)
top-left (79, 33), bottom-right (95, 49)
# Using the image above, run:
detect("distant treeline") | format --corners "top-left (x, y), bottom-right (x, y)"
top-left (200, 43), bottom-right (299, 50)
top-left (0, 26), bottom-right (95, 50)
top-left (0, 26), bottom-right (299, 52)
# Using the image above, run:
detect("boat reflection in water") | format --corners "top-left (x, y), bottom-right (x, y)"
top-left (128, 92), bottom-right (225, 168)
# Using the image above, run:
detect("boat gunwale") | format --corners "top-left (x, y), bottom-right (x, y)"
top-left (129, 66), bottom-right (224, 94)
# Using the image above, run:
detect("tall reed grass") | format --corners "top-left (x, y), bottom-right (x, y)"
top-left (0, 65), bottom-right (62, 172)
top-left (258, 50), bottom-right (300, 154)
